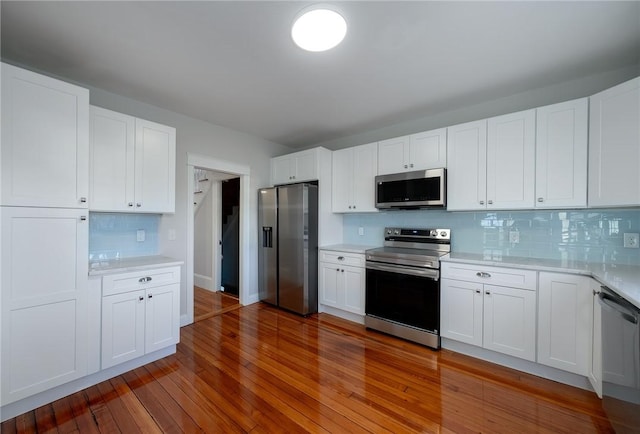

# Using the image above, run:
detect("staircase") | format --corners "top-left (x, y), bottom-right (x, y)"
top-left (193, 168), bottom-right (213, 213)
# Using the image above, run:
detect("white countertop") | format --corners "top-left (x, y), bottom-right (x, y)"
top-left (319, 244), bottom-right (377, 254)
top-left (442, 252), bottom-right (640, 309)
top-left (89, 255), bottom-right (184, 276)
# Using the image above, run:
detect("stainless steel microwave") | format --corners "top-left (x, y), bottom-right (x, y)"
top-left (375, 168), bottom-right (446, 209)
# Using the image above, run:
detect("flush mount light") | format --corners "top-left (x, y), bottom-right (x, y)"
top-left (291, 6), bottom-right (347, 52)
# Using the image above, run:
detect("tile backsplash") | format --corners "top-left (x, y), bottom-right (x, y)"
top-left (343, 208), bottom-right (640, 266)
top-left (89, 213), bottom-right (160, 260)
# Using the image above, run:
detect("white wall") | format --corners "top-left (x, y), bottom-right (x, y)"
top-left (194, 185), bottom-right (213, 290)
top-left (88, 86), bottom-right (292, 319)
top-left (313, 65), bottom-right (640, 150)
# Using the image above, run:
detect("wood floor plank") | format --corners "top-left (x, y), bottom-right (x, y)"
top-left (2, 303), bottom-right (613, 433)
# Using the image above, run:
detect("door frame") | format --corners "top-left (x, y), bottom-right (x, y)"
top-left (186, 153), bottom-right (250, 325)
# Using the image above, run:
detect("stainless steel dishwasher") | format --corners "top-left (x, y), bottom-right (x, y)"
top-left (598, 286), bottom-right (640, 433)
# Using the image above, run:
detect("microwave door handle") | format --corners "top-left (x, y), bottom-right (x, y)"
top-left (598, 291), bottom-right (639, 324)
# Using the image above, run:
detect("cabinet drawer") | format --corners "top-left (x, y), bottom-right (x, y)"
top-left (441, 262), bottom-right (536, 291)
top-left (319, 250), bottom-right (365, 268)
top-left (102, 266), bottom-right (181, 296)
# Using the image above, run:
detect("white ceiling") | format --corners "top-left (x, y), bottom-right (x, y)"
top-left (2, 1), bottom-right (639, 149)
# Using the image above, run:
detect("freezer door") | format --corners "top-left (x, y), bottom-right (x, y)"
top-left (278, 184), bottom-right (318, 315)
top-left (258, 188), bottom-right (277, 305)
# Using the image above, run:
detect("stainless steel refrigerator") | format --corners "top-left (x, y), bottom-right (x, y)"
top-left (258, 183), bottom-right (318, 315)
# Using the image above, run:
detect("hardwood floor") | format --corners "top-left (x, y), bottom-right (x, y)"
top-left (1, 303), bottom-right (613, 433)
top-left (194, 286), bottom-right (240, 322)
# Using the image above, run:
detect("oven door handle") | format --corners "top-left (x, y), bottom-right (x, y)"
top-left (366, 261), bottom-right (439, 280)
top-left (598, 290), bottom-right (639, 325)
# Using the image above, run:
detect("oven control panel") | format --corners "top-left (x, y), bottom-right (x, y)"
top-left (384, 227), bottom-right (450, 241)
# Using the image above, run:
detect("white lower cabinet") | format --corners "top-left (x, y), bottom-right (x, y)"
top-left (1, 207), bottom-right (88, 405)
top-left (441, 263), bottom-right (537, 361)
top-left (101, 266), bottom-right (180, 369)
top-left (537, 272), bottom-right (592, 376)
top-left (319, 250), bottom-right (365, 316)
top-left (589, 278), bottom-right (603, 398)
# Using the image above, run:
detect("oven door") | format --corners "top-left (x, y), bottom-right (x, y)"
top-left (365, 262), bottom-right (440, 333)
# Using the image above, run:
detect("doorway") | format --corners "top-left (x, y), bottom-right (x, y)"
top-left (185, 154), bottom-right (250, 326)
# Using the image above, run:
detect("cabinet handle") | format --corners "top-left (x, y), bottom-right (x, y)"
top-left (80, 197), bottom-right (87, 203)
top-left (476, 272), bottom-right (491, 278)
top-left (475, 290), bottom-right (481, 294)
top-left (128, 202), bottom-right (134, 207)
top-left (404, 164), bottom-right (408, 169)
top-left (479, 200), bottom-right (485, 205)
top-left (138, 276), bottom-right (152, 283)
top-left (476, 272), bottom-right (483, 277)
top-left (337, 256), bottom-right (344, 261)
top-left (485, 290), bottom-right (491, 295)
top-left (136, 203), bottom-right (142, 208)
top-left (593, 289), bottom-right (601, 296)
top-left (537, 197), bottom-right (544, 203)
top-left (80, 216), bottom-right (87, 221)
top-left (409, 164), bottom-right (414, 168)
top-left (148, 293), bottom-right (153, 299)
top-left (487, 200), bottom-right (493, 205)
top-left (139, 296), bottom-right (144, 301)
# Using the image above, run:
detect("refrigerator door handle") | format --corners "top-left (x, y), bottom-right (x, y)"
top-left (262, 226), bottom-right (273, 248)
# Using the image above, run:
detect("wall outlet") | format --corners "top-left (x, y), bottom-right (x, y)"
top-left (623, 233), bottom-right (639, 248)
top-left (358, 227), bottom-right (364, 236)
top-left (136, 229), bottom-right (145, 242)
top-left (168, 229), bottom-right (176, 241)
top-left (509, 230), bottom-right (520, 244)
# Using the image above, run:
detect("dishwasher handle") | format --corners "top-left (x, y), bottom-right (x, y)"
top-left (598, 288), bottom-right (639, 325)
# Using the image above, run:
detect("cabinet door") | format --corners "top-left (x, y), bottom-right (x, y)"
top-left (342, 265), bottom-right (365, 315)
top-left (319, 263), bottom-right (340, 308)
top-left (102, 290), bottom-right (146, 369)
top-left (537, 273), bottom-right (592, 375)
top-left (1, 63), bottom-right (89, 208)
top-left (1, 207), bottom-right (88, 404)
top-left (134, 119), bottom-right (176, 213)
top-left (440, 279), bottom-right (483, 346)
top-left (377, 136), bottom-right (409, 175)
top-left (486, 109), bottom-right (535, 209)
top-left (271, 155), bottom-right (292, 185)
top-left (352, 143), bottom-right (378, 212)
top-left (535, 98), bottom-right (588, 208)
top-left (331, 147), bottom-right (353, 212)
top-left (145, 284), bottom-right (180, 353)
top-left (483, 285), bottom-right (536, 361)
top-left (89, 106), bottom-right (135, 211)
top-left (446, 120), bottom-right (487, 210)
top-left (589, 77), bottom-right (640, 207)
top-left (292, 150), bottom-right (318, 183)
top-left (409, 128), bottom-right (447, 170)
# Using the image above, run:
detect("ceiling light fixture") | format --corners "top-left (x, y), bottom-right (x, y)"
top-left (291, 5), bottom-right (347, 52)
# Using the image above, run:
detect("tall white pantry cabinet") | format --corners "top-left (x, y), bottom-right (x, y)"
top-left (1, 63), bottom-right (90, 405)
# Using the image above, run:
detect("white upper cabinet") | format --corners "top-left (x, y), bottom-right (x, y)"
top-left (589, 76), bottom-right (640, 207)
top-left (447, 110), bottom-right (535, 210)
top-left (270, 148), bottom-right (319, 185)
top-left (332, 142), bottom-right (378, 213)
top-left (1, 63), bottom-right (89, 208)
top-left (89, 106), bottom-right (176, 213)
top-left (486, 109), bottom-right (536, 210)
top-left (446, 120), bottom-right (487, 210)
top-left (377, 128), bottom-right (447, 175)
top-left (535, 98), bottom-right (588, 208)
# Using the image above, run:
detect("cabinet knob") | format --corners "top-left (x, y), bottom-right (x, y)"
top-left (80, 216), bottom-right (87, 221)
top-left (353, 205), bottom-right (356, 209)
top-left (537, 197), bottom-right (544, 203)
top-left (336, 268), bottom-right (340, 271)
top-left (341, 269), bottom-right (344, 273)
top-left (485, 290), bottom-right (491, 295)
top-left (136, 203), bottom-right (142, 208)
top-left (479, 200), bottom-right (485, 205)
top-left (139, 296), bottom-right (144, 301)
top-left (337, 256), bottom-right (344, 261)
top-left (475, 290), bottom-right (481, 294)
top-left (404, 164), bottom-right (408, 169)
top-left (148, 293), bottom-right (153, 299)
top-left (128, 202), bottom-right (134, 207)
top-left (409, 164), bottom-right (414, 168)
top-left (487, 200), bottom-right (493, 205)
top-left (80, 197), bottom-right (87, 203)
top-left (348, 206), bottom-right (352, 209)
top-left (593, 289), bottom-right (601, 296)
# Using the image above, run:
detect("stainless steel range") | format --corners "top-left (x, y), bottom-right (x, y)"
top-left (365, 227), bottom-right (451, 349)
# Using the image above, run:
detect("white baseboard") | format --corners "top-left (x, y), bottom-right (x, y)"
top-left (194, 273), bottom-right (213, 291)
top-left (319, 305), bottom-right (365, 325)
